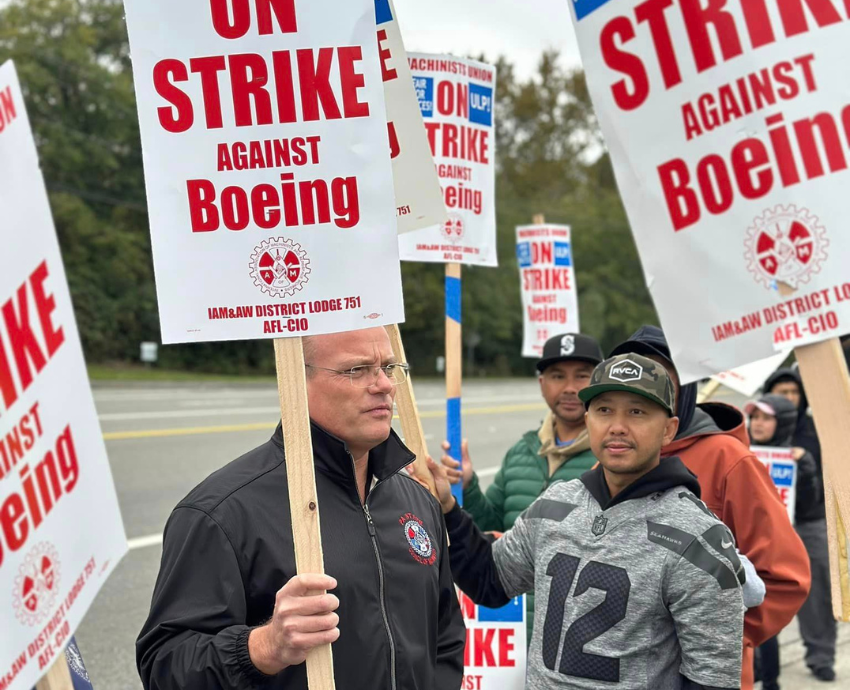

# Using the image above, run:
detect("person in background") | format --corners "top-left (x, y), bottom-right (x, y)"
top-left (746, 394), bottom-right (821, 689)
top-left (764, 368), bottom-right (836, 683)
top-left (609, 326), bottom-right (811, 690)
top-left (440, 332), bottom-right (603, 636)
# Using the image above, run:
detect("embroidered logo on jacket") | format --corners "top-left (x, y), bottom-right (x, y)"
top-left (399, 513), bottom-right (436, 566)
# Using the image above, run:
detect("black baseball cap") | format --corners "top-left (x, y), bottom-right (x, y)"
top-left (537, 333), bottom-right (604, 373)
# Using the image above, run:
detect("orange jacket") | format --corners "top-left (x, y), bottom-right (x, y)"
top-left (663, 402), bottom-right (811, 690)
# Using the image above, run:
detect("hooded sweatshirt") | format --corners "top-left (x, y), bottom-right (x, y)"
top-left (611, 327), bottom-right (811, 690)
top-left (446, 458), bottom-right (746, 689)
top-left (764, 368), bottom-right (825, 522)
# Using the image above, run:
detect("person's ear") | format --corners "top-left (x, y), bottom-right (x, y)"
top-left (662, 415), bottom-right (679, 446)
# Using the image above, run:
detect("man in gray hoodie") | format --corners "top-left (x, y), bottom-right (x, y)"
top-left (428, 353), bottom-right (757, 689)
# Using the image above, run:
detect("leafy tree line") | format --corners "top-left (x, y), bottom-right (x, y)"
top-left (0, 0), bottom-right (659, 376)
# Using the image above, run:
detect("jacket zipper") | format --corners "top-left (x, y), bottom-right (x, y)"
top-left (349, 450), bottom-right (397, 690)
top-left (362, 501), bottom-right (397, 690)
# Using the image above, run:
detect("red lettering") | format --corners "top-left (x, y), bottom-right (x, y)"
top-left (29, 262), bottom-right (64, 358)
top-left (228, 53), bottom-right (273, 126)
top-left (187, 180), bottom-right (220, 232)
top-left (209, 0), bottom-right (251, 39)
top-left (298, 48), bottom-right (342, 121)
top-left (601, 18), bottom-right (649, 111)
top-left (635, 0), bottom-right (682, 88)
top-left (473, 628), bottom-right (496, 667)
top-left (190, 56), bottom-right (227, 129)
top-left (498, 629), bottom-right (516, 667)
top-left (679, 0), bottom-right (743, 73)
top-left (658, 159), bottom-right (700, 230)
top-left (731, 138), bottom-right (773, 199)
top-left (2, 286), bottom-right (47, 392)
top-left (377, 29), bottom-right (398, 82)
top-left (338, 46), bottom-right (369, 118)
top-left (153, 60), bottom-right (194, 133)
top-left (777, 0), bottom-right (842, 37)
top-left (256, 0), bottom-right (297, 35)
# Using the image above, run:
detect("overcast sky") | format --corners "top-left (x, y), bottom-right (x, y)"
top-left (396, 0), bottom-right (582, 77)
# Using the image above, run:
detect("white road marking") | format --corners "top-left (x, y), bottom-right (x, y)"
top-left (128, 534), bottom-right (164, 551)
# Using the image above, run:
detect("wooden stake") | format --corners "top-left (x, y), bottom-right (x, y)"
top-left (274, 337), bottom-right (336, 688)
top-left (445, 263), bottom-right (463, 504)
top-left (36, 655), bottom-right (73, 690)
top-left (776, 283), bottom-right (850, 620)
top-left (532, 214), bottom-right (546, 225)
top-left (386, 325), bottom-right (436, 495)
top-left (791, 336), bottom-right (850, 621)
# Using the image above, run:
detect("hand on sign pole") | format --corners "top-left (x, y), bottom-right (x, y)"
top-left (440, 439), bottom-right (473, 489)
top-left (248, 574), bottom-right (340, 675)
top-left (426, 455), bottom-right (456, 515)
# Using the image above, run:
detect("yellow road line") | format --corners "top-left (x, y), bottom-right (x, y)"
top-left (102, 403), bottom-right (547, 441)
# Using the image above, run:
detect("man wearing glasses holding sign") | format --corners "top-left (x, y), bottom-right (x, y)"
top-left (137, 327), bottom-right (466, 690)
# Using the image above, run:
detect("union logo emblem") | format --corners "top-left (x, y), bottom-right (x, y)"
top-left (13, 542), bottom-right (60, 627)
top-left (441, 213), bottom-right (465, 240)
top-left (744, 205), bottom-right (828, 289)
top-left (403, 517), bottom-right (436, 565)
top-left (249, 238), bottom-right (311, 298)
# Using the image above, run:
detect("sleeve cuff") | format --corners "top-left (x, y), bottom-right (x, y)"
top-left (235, 627), bottom-right (277, 686)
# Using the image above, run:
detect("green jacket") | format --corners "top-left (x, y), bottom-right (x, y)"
top-left (461, 412), bottom-right (597, 639)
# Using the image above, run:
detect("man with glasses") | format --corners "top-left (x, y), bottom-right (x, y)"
top-left (137, 327), bottom-right (466, 690)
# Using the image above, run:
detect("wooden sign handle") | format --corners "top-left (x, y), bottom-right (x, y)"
top-left (792, 335), bottom-right (850, 621)
top-left (273, 338), bottom-right (336, 689)
top-left (532, 214), bottom-right (545, 225)
top-left (776, 282), bottom-right (850, 620)
top-left (386, 325), bottom-right (436, 495)
top-left (35, 655), bottom-right (73, 690)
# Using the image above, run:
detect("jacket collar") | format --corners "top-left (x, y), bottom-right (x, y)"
top-left (271, 422), bottom-right (415, 487)
top-left (537, 411), bottom-right (592, 461)
top-left (580, 456), bottom-right (701, 510)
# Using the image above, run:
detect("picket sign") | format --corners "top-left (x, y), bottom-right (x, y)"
top-left (386, 325), bottom-right (436, 494)
top-left (446, 264), bottom-right (464, 504)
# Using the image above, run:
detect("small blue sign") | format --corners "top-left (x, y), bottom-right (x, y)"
top-left (573, 0), bottom-right (617, 21)
top-left (554, 242), bottom-right (573, 267)
top-left (771, 461), bottom-right (795, 487)
top-left (517, 242), bottom-right (532, 268)
top-left (469, 83), bottom-right (493, 127)
top-left (478, 596), bottom-right (524, 623)
top-left (414, 76), bottom-right (434, 118)
top-left (374, 0), bottom-right (393, 24)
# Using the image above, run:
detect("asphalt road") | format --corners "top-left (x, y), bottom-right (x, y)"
top-left (73, 380), bottom-right (847, 689)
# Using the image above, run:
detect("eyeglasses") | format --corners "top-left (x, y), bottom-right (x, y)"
top-left (305, 363), bottom-right (410, 388)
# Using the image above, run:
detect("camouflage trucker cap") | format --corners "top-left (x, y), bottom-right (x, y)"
top-left (578, 353), bottom-right (676, 416)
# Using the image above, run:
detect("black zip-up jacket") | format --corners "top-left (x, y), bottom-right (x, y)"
top-left (136, 423), bottom-right (465, 689)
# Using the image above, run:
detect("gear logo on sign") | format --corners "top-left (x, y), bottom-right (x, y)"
top-left (441, 214), bottom-right (465, 240)
top-left (249, 239), bottom-right (311, 298)
top-left (13, 542), bottom-right (60, 627)
top-left (744, 205), bottom-right (829, 289)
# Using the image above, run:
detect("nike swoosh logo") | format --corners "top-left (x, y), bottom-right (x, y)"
top-left (721, 539), bottom-right (733, 549)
